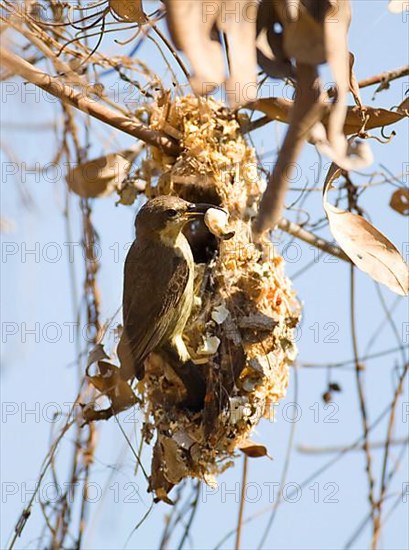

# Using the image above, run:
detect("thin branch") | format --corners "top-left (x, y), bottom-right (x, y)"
top-left (214, 387), bottom-right (405, 550)
top-left (297, 438), bottom-right (409, 454)
top-left (372, 362), bottom-right (409, 548)
top-left (278, 218), bottom-right (351, 263)
top-left (177, 482), bottom-right (201, 550)
top-left (257, 364), bottom-right (299, 549)
top-left (235, 456), bottom-right (248, 550)
top-left (350, 265), bottom-right (377, 539)
top-left (358, 65), bottom-right (409, 90)
top-left (298, 345), bottom-right (406, 369)
top-left (0, 47), bottom-right (180, 156)
top-left (253, 64), bottom-right (323, 235)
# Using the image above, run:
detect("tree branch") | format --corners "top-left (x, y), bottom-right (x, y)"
top-left (297, 437), bottom-right (408, 454)
top-left (253, 64), bottom-right (323, 235)
top-left (0, 47), bottom-right (180, 156)
top-left (358, 65), bottom-right (409, 90)
top-left (278, 218), bottom-right (351, 263)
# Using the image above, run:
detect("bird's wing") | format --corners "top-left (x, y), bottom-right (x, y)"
top-left (118, 242), bottom-right (190, 380)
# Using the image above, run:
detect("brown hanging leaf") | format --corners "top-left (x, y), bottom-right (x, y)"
top-left (220, 1), bottom-right (258, 107)
top-left (255, 0), bottom-right (294, 79)
top-left (66, 148), bottom-right (139, 198)
top-left (165, 0), bottom-right (258, 107)
top-left (109, 0), bottom-right (146, 23)
top-left (343, 100), bottom-right (408, 134)
top-left (84, 360), bottom-right (138, 422)
top-left (249, 97), bottom-right (408, 135)
top-left (84, 345), bottom-right (138, 422)
top-left (87, 343), bottom-right (109, 368)
top-left (390, 188), bottom-right (409, 216)
top-left (166, 0), bottom-right (224, 94)
top-left (238, 439), bottom-right (270, 458)
top-left (281, 1), bottom-right (328, 65)
top-left (348, 52), bottom-right (364, 110)
top-left (323, 164), bottom-right (409, 296)
top-left (388, 0), bottom-right (407, 13)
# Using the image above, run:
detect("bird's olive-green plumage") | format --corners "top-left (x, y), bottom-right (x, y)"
top-left (118, 196), bottom-right (219, 380)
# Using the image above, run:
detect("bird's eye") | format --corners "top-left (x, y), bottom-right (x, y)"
top-left (166, 209), bottom-right (178, 218)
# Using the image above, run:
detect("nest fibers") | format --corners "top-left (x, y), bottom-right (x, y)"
top-left (138, 96), bottom-right (299, 501)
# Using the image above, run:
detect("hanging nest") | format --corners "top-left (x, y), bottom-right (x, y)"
top-left (133, 95), bottom-right (301, 501)
top-left (85, 95), bottom-right (300, 502)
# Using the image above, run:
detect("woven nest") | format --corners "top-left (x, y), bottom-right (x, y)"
top-left (130, 96), bottom-right (301, 501)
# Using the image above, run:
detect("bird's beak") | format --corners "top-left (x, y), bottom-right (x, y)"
top-left (185, 203), bottom-right (226, 218)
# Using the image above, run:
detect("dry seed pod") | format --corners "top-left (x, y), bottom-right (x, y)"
top-left (204, 208), bottom-right (235, 240)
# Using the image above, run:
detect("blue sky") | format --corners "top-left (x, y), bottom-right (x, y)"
top-left (1, 1), bottom-right (408, 548)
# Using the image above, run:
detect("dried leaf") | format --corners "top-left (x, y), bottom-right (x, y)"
top-left (324, 165), bottom-right (409, 296)
top-left (87, 343), bottom-right (109, 368)
top-left (109, 0), bottom-right (146, 22)
top-left (166, 0), bottom-right (258, 106)
top-left (282, 2), bottom-right (327, 65)
top-left (87, 361), bottom-right (138, 411)
top-left (239, 439), bottom-right (270, 458)
top-left (166, 0), bottom-right (224, 94)
top-left (85, 345), bottom-right (138, 421)
top-left (256, 0), bottom-right (294, 79)
top-left (66, 152), bottom-right (133, 198)
top-left (250, 97), bottom-right (408, 135)
top-left (348, 52), bottom-right (364, 110)
top-left (219, 1), bottom-right (258, 106)
top-left (390, 188), bottom-right (409, 216)
top-left (343, 107), bottom-right (403, 134)
top-left (388, 0), bottom-right (408, 13)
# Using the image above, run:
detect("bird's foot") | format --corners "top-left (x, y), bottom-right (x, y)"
top-left (171, 334), bottom-right (191, 363)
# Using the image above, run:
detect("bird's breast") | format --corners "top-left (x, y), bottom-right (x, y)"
top-left (168, 233), bottom-right (194, 337)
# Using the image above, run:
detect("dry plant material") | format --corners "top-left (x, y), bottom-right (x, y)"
top-left (130, 96), bottom-right (299, 500)
top-left (388, 0), bottom-right (408, 13)
top-left (165, 0), bottom-right (258, 107)
top-left (252, 0), bottom-right (372, 235)
top-left (109, 0), bottom-right (146, 22)
top-left (324, 165), bottom-right (409, 296)
top-left (83, 344), bottom-right (138, 422)
top-left (390, 188), bottom-right (409, 216)
top-left (249, 96), bottom-right (409, 135)
top-left (204, 208), bottom-right (235, 239)
top-left (66, 148), bottom-right (139, 198)
top-left (238, 439), bottom-right (270, 458)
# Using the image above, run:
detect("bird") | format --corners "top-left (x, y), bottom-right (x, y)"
top-left (118, 195), bottom-right (224, 381)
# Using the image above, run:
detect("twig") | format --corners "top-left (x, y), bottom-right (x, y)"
top-left (278, 218), bottom-right (351, 263)
top-left (235, 456), bottom-right (248, 550)
top-left (0, 47), bottom-right (180, 156)
top-left (350, 265), bottom-right (377, 539)
top-left (372, 362), bottom-right (409, 548)
top-left (257, 364), bottom-right (299, 549)
top-left (177, 482), bottom-right (201, 550)
top-left (253, 64), bottom-right (323, 234)
top-left (358, 65), bottom-right (409, 90)
top-left (298, 437), bottom-right (408, 454)
top-left (8, 415), bottom-right (77, 549)
top-left (298, 345), bottom-right (405, 369)
top-left (214, 393), bottom-right (407, 550)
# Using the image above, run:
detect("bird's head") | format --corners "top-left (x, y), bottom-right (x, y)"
top-left (135, 196), bottom-right (223, 242)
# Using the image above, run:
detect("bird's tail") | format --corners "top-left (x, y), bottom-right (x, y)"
top-left (117, 333), bottom-right (144, 380)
